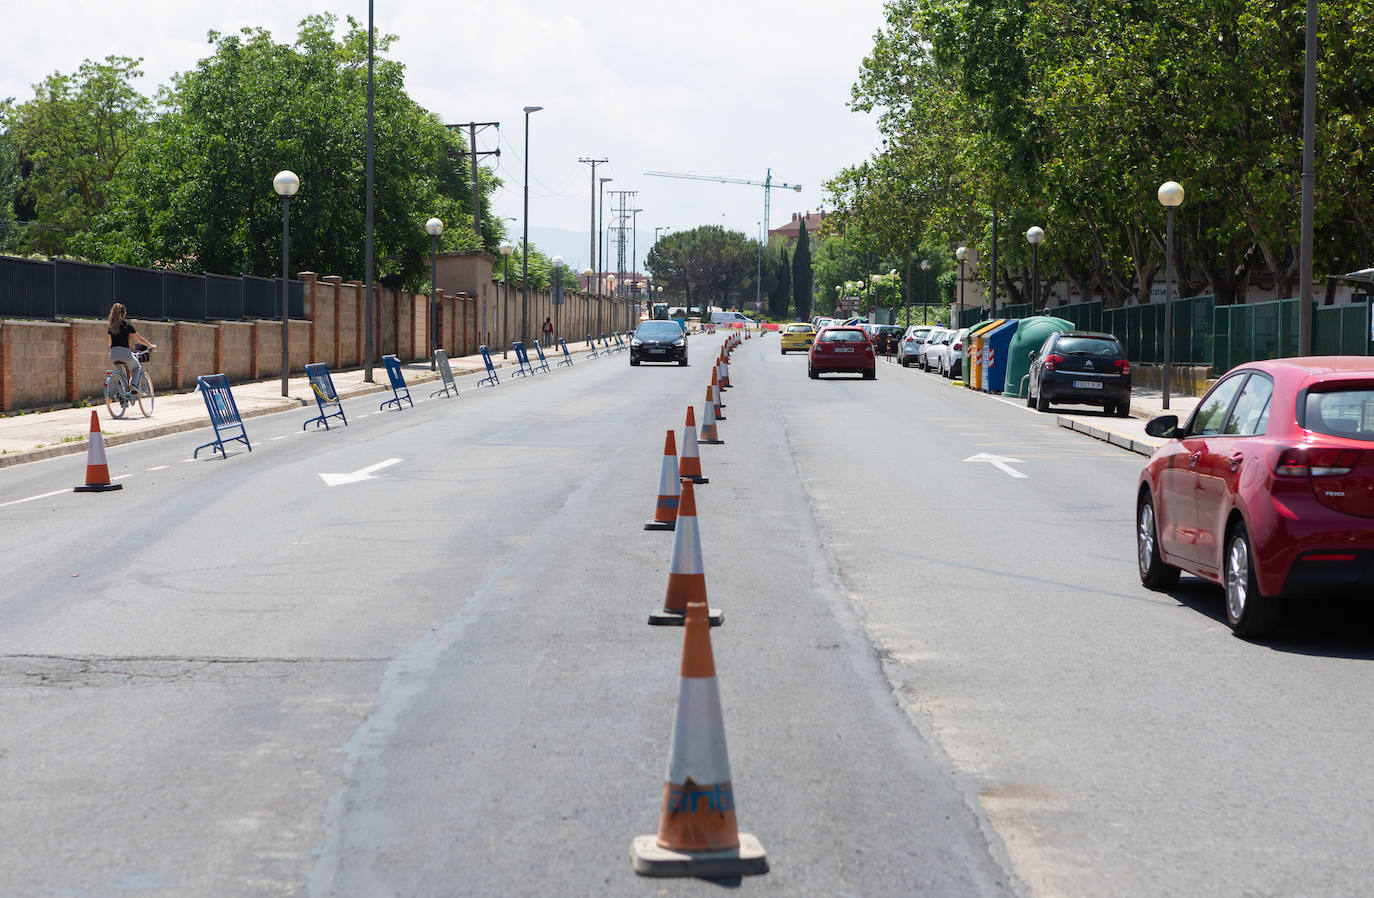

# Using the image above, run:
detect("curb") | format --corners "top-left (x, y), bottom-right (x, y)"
top-left (1054, 415), bottom-right (1159, 457)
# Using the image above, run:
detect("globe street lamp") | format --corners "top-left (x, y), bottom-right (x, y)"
top-left (272, 170), bottom-right (299, 398)
top-left (920, 260), bottom-right (932, 324)
top-left (521, 105), bottom-right (543, 346)
top-left (551, 255), bottom-right (565, 345)
top-left (1158, 180), bottom-right (1185, 410)
top-left (955, 245), bottom-right (967, 327)
top-left (1025, 226), bottom-right (1044, 311)
top-left (425, 217), bottom-right (443, 369)
top-left (499, 240), bottom-right (514, 358)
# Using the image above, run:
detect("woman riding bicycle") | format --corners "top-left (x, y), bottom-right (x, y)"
top-left (107, 301), bottom-right (156, 382)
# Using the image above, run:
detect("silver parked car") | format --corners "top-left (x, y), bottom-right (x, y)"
top-left (919, 327), bottom-right (950, 371)
top-left (897, 325), bottom-right (935, 367)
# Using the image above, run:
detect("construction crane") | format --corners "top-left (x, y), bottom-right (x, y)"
top-left (644, 169), bottom-right (803, 312)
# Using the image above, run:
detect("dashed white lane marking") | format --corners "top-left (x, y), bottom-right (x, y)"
top-left (0, 488), bottom-right (69, 508)
top-left (270, 436), bottom-right (287, 441)
top-left (145, 465), bottom-right (169, 472)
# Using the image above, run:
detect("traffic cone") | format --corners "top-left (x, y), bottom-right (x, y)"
top-left (699, 400), bottom-right (724, 445)
top-left (645, 429), bottom-right (682, 531)
top-left (679, 406), bottom-right (708, 484)
top-left (73, 410), bottom-right (122, 493)
top-left (719, 356), bottom-right (731, 388)
top-left (631, 601), bottom-right (767, 877)
top-left (649, 481), bottom-right (723, 627)
top-left (706, 384), bottom-right (725, 423)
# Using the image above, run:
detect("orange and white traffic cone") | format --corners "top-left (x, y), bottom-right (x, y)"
top-left (706, 383), bottom-right (725, 422)
top-left (73, 410), bottom-right (122, 493)
top-left (679, 406), bottom-right (708, 484)
top-left (631, 601), bottom-right (767, 877)
top-left (645, 429), bottom-right (682, 531)
top-left (719, 356), bottom-right (731, 388)
top-left (699, 400), bottom-right (723, 445)
top-left (649, 481), bottom-right (723, 627)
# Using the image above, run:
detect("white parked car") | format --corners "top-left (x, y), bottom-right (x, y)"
top-left (935, 327), bottom-right (970, 378)
top-left (919, 327), bottom-right (950, 371)
top-left (897, 325), bottom-right (935, 367)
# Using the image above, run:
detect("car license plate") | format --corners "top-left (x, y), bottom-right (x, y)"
top-left (835, 347), bottom-right (854, 353)
top-left (1072, 379), bottom-right (1102, 389)
top-left (649, 348), bottom-right (665, 354)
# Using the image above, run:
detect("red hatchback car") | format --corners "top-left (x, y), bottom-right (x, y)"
top-left (1136, 357), bottom-right (1374, 638)
top-left (808, 326), bottom-right (877, 380)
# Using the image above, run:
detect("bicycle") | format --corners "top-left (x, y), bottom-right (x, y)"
top-left (104, 345), bottom-right (155, 418)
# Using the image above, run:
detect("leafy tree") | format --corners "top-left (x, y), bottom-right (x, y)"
top-left (769, 244), bottom-right (791, 319)
top-left (792, 218), bottom-right (813, 319)
top-left (81, 15), bottom-right (502, 290)
top-left (645, 225), bottom-right (758, 318)
top-left (1, 56), bottom-right (151, 256)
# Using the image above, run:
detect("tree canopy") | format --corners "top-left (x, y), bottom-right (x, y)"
top-left (645, 225), bottom-right (760, 315)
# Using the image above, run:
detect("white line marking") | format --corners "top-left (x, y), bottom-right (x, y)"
top-left (963, 453), bottom-right (1028, 479)
top-left (318, 457), bottom-right (404, 487)
top-left (145, 465), bottom-right (169, 472)
top-left (0, 488), bottom-right (69, 508)
top-left (270, 436), bottom-right (287, 441)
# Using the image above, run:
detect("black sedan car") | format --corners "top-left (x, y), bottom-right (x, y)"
top-left (630, 320), bottom-right (688, 366)
top-left (1026, 330), bottom-right (1132, 415)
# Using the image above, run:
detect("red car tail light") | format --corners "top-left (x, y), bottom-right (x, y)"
top-left (1275, 447), bottom-right (1362, 477)
top-left (905, 336), bottom-right (915, 343)
top-left (1115, 359), bottom-right (1130, 374)
top-left (953, 341), bottom-right (962, 350)
top-left (1043, 353), bottom-right (1065, 371)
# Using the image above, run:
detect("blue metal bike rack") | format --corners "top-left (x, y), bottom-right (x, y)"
top-left (531, 341), bottom-right (552, 373)
top-left (194, 374), bottom-right (252, 458)
top-left (379, 354), bottom-right (413, 411)
top-left (430, 349), bottom-right (459, 398)
top-left (511, 342), bottom-right (535, 377)
top-left (586, 334), bottom-right (600, 359)
top-left (557, 338), bottom-right (575, 367)
top-left (477, 345), bottom-right (500, 386)
top-left (303, 363), bottom-right (348, 430)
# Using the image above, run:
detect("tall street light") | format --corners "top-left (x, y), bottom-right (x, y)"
top-left (579, 156), bottom-right (607, 300)
top-left (583, 267), bottom-right (595, 335)
top-left (364, 0), bottom-right (375, 383)
top-left (499, 240), bottom-right (514, 358)
top-left (426, 217), bottom-right (443, 369)
top-left (521, 105), bottom-right (543, 346)
top-left (955, 246), bottom-right (967, 328)
top-left (551, 255), bottom-right (565, 344)
top-left (273, 170), bottom-right (299, 398)
top-left (1026, 226), bottom-right (1044, 311)
top-left (1158, 180), bottom-right (1185, 411)
top-left (920, 259), bottom-right (931, 325)
top-left (598, 177), bottom-right (612, 294)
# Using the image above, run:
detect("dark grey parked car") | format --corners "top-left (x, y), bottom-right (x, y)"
top-left (1026, 331), bottom-right (1132, 416)
top-left (630, 320), bottom-right (688, 366)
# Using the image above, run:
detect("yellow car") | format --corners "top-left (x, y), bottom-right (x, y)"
top-left (779, 322), bottom-right (816, 354)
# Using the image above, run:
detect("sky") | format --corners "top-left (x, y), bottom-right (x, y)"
top-left (0, 0), bottom-right (887, 276)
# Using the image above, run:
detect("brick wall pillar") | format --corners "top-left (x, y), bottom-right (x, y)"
top-left (213, 324), bottom-right (224, 375)
top-left (249, 322), bottom-right (261, 380)
top-left (351, 280), bottom-right (364, 367)
top-left (171, 323), bottom-right (185, 389)
top-left (0, 323), bottom-right (9, 411)
top-left (302, 271), bottom-right (319, 362)
top-left (64, 325), bottom-right (79, 402)
top-left (328, 277), bottom-right (342, 368)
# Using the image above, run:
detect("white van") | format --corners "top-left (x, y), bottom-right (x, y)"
top-left (710, 311), bottom-right (755, 327)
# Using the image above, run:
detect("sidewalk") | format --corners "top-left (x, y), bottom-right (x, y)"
top-left (1052, 386), bottom-right (1201, 457)
top-left (0, 347), bottom-right (530, 468)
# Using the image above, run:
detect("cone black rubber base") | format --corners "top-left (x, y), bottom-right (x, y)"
top-left (715, 414), bottom-right (726, 420)
top-left (644, 520), bottom-right (676, 531)
top-left (631, 834), bottom-right (767, 878)
top-left (684, 475), bottom-right (709, 484)
top-left (698, 438), bottom-right (724, 445)
top-left (648, 607), bottom-right (723, 627)
top-left (74, 483), bottom-right (123, 493)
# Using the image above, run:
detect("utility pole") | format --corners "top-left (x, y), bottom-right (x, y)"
top-left (579, 157), bottom-right (608, 291)
top-left (446, 122), bottom-right (501, 239)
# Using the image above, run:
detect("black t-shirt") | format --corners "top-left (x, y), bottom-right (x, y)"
top-left (110, 321), bottom-right (137, 349)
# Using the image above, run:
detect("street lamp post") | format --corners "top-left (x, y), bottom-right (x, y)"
top-left (1158, 181), bottom-right (1185, 411)
top-left (920, 259), bottom-right (931, 325)
top-left (273, 170), bottom-right (299, 398)
top-left (955, 246), bottom-right (967, 328)
top-left (521, 105), bottom-right (543, 346)
top-left (598, 177), bottom-right (612, 294)
top-left (551, 255), bottom-right (565, 345)
top-left (1026, 226), bottom-right (1044, 311)
top-left (499, 240), bottom-right (514, 358)
top-left (426, 217), bottom-right (443, 369)
top-left (583, 267), bottom-right (595, 336)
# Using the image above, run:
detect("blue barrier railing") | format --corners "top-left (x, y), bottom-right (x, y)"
top-left (430, 349), bottom-right (459, 398)
top-left (194, 374), bottom-right (251, 458)
top-left (511, 341), bottom-right (534, 377)
top-left (379, 354), bottom-right (413, 410)
top-left (531, 341), bottom-right (551, 373)
top-left (304, 363), bottom-right (348, 430)
top-left (586, 334), bottom-right (600, 359)
top-left (558, 338), bottom-right (574, 367)
top-left (477, 345), bottom-right (500, 386)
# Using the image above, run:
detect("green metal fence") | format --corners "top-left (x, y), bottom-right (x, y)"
top-left (960, 293), bottom-right (1371, 372)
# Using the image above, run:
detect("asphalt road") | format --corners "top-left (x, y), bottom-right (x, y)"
top-left (3, 333), bottom-right (1373, 897)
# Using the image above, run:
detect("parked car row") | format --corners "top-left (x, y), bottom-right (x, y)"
top-left (897, 325), bottom-right (968, 380)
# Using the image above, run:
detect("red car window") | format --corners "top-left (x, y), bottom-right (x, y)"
top-left (1191, 374), bottom-right (1247, 436)
top-left (1223, 374), bottom-right (1274, 435)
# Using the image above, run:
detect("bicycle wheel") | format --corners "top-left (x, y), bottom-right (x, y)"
top-left (105, 371), bottom-right (128, 419)
top-left (135, 369), bottom-right (155, 416)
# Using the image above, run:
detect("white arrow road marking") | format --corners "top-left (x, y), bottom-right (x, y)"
top-left (963, 453), bottom-right (1028, 479)
top-left (319, 458), bottom-right (403, 487)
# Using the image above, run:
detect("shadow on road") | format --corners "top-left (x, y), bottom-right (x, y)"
top-left (1168, 577), bottom-right (1374, 658)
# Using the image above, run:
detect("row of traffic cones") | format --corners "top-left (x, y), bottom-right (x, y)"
top-left (632, 331), bottom-right (766, 878)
